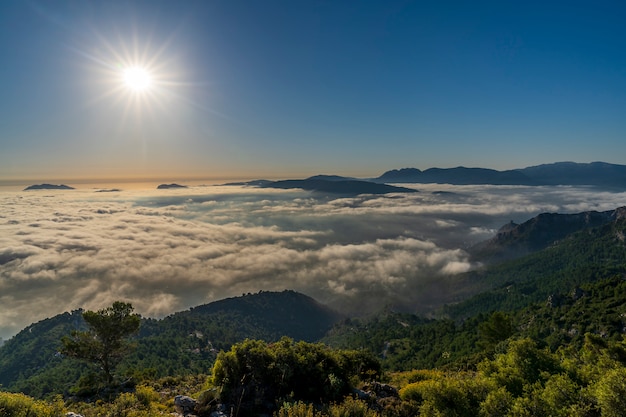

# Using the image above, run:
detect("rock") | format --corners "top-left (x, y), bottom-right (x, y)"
top-left (362, 381), bottom-right (399, 398)
top-left (212, 403), bottom-right (228, 414)
top-left (174, 395), bottom-right (197, 415)
top-left (66, 413), bottom-right (84, 417)
top-left (352, 388), bottom-right (370, 400)
top-left (546, 294), bottom-right (564, 308)
top-left (571, 287), bottom-right (585, 301)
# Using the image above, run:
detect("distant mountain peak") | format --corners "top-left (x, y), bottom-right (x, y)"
top-left (257, 178), bottom-right (418, 195)
top-left (376, 166), bottom-right (533, 185)
top-left (374, 161), bottom-right (626, 188)
top-left (24, 184), bottom-right (75, 190)
top-left (305, 174), bottom-right (355, 182)
top-left (157, 183), bottom-right (188, 189)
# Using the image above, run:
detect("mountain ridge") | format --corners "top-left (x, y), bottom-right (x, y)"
top-left (469, 206), bottom-right (626, 263)
top-left (264, 179), bottom-right (417, 194)
top-left (374, 161), bottom-right (626, 187)
top-left (445, 209), bottom-right (626, 319)
top-left (23, 184), bottom-right (75, 190)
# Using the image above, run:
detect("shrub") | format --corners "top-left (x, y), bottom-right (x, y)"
top-left (595, 368), bottom-right (626, 417)
top-left (398, 380), bottom-right (436, 404)
top-left (478, 338), bottom-right (561, 397)
top-left (0, 391), bottom-right (65, 417)
top-left (212, 338), bottom-right (381, 415)
top-left (479, 387), bottom-right (513, 417)
top-left (403, 369), bottom-right (444, 385)
top-left (328, 397), bottom-right (379, 417)
top-left (275, 401), bottom-right (320, 417)
top-left (134, 385), bottom-right (160, 408)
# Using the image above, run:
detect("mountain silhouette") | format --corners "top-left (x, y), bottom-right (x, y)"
top-left (376, 167), bottom-right (533, 185)
top-left (23, 184), bottom-right (75, 190)
top-left (375, 161), bottom-right (626, 188)
top-left (157, 183), bottom-right (188, 189)
top-left (262, 179), bottom-right (417, 195)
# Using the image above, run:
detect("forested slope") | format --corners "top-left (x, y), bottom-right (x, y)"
top-left (447, 214), bottom-right (626, 319)
top-left (0, 290), bottom-right (342, 397)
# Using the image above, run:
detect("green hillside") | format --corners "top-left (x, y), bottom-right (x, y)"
top-left (0, 290), bottom-right (342, 397)
top-left (322, 213), bottom-right (626, 371)
top-left (446, 215), bottom-right (626, 319)
top-left (322, 274), bottom-right (626, 371)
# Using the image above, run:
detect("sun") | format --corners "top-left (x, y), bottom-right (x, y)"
top-left (122, 66), bottom-right (153, 92)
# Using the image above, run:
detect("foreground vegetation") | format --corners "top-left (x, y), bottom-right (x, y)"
top-left (2, 334), bottom-right (626, 416)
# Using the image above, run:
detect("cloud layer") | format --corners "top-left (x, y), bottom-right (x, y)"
top-left (1, 183), bottom-right (625, 339)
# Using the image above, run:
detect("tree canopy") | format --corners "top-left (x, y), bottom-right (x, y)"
top-left (61, 301), bottom-right (140, 386)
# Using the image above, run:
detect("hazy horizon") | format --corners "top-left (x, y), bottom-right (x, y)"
top-left (2, 158), bottom-right (626, 189)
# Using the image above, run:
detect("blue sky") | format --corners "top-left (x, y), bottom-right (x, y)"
top-left (1, 0), bottom-right (625, 181)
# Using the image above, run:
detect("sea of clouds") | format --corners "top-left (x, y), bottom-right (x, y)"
top-left (1, 183), bottom-right (625, 339)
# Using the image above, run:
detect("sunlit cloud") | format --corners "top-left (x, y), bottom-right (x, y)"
top-left (1, 184), bottom-right (625, 339)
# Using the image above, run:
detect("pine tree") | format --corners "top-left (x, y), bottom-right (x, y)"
top-left (61, 301), bottom-right (140, 385)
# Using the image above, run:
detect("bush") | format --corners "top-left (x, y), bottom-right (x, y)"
top-left (0, 391), bottom-right (65, 417)
top-left (212, 338), bottom-right (381, 415)
top-left (479, 386), bottom-right (513, 417)
top-left (274, 398), bottom-right (380, 417)
top-left (134, 385), bottom-right (160, 408)
top-left (328, 397), bottom-right (378, 417)
top-left (478, 338), bottom-right (561, 397)
top-left (404, 369), bottom-right (444, 384)
top-left (595, 368), bottom-right (626, 417)
top-left (398, 380), bottom-right (435, 404)
top-left (275, 401), bottom-right (320, 417)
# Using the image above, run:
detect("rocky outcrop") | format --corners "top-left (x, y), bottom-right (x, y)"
top-left (360, 382), bottom-right (399, 399)
top-left (174, 395), bottom-right (197, 416)
top-left (353, 381), bottom-right (402, 413)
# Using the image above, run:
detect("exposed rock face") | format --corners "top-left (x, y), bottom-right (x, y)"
top-left (174, 395), bottom-right (197, 416)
